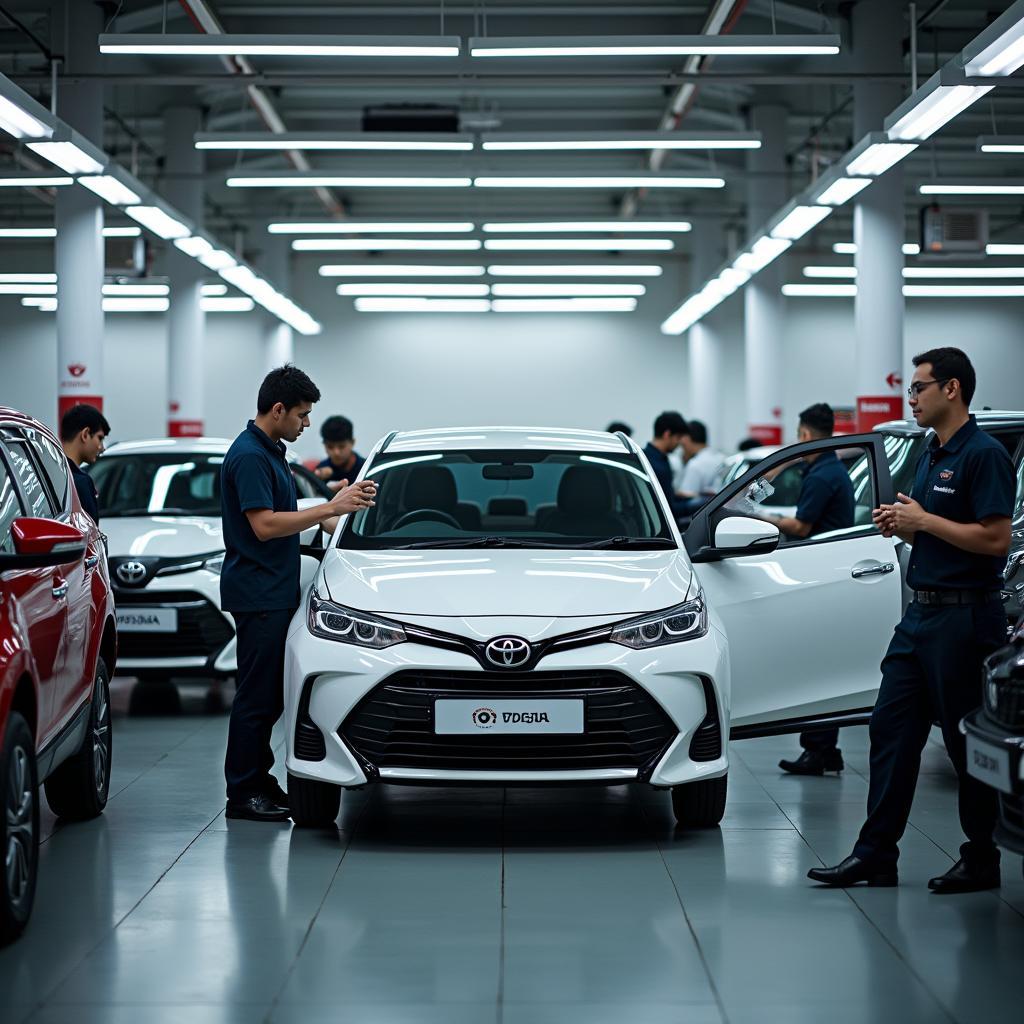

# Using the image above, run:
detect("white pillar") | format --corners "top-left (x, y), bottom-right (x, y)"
top-left (853, 0), bottom-right (907, 431)
top-left (262, 237), bottom-right (294, 372)
top-left (687, 221), bottom-right (726, 450)
top-left (163, 107), bottom-right (206, 437)
top-left (744, 104), bottom-right (787, 444)
top-left (55, 2), bottom-right (104, 422)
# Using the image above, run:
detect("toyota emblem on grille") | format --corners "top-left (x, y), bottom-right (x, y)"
top-left (116, 560), bottom-right (147, 586)
top-left (485, 636), bottom-right (531, 668)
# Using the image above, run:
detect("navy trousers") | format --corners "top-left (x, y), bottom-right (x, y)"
top-left (224, 608), bottom-right (295, 802)
top-left (854, 600), bottom-right (1006, 869)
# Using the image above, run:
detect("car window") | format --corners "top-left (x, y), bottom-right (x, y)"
top-left (0, 462), bottom-right (23, 553)
top-left (1, 440), bottom-right (56, 519)
top-left (88, 453), bottom-right (225, 516)
top-left (850, 434), bottom-right (923, 518)
top-left (1013, 456), bottom-right (1024, 531)
top-left (20, 426), bottom-right (70, 511)
top-left (291, 465), bottom-right (328, 500)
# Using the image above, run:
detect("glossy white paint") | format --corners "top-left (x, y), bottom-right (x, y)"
top-left (713, 516), bottom-right (780, 552)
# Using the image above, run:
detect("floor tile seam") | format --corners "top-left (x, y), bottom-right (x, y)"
top-left (497, 786), bottom-right (507, 1024)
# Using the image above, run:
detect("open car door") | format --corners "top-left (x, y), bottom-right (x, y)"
top-left (684, 433), bottom-right (903, 738)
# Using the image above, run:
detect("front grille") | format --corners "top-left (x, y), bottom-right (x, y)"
top-left (113, 589), bottom-right (233, 659)
top-left (340, 669), bottom-right (677, 775)
top-left (985, 679), bottom-right (1024, 732)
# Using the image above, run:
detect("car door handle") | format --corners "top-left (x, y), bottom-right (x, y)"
top-left (52, 581), bottom-right (69, 599)
top-left (851, 562), bottom-right (895, 579)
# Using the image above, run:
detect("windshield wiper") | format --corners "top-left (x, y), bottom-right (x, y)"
top-left (391, 536), bottom-right (533, 549)
top-left (570, 536), bottom-right (678, 549)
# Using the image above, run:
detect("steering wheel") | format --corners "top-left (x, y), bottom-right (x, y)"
top-left (391, 508), bottom-right (462, 530)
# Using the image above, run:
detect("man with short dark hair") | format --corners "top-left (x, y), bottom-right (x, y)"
top-left (675, 420), bottom-right (723, 510)
top-left (643, 411), bottom-right (689, 520)
top-left (315, 415), bottom-right (364, 486)
top-left (809, 347), bottom-right (1014, 892)
top-left (60, 403), bottom-right (110, 523)
top-left (772, 402), bottom-right (856, 775)
top-left (606, 421), bottom-right (633, 437)
top-left (221, 365), bottom-right (377, 822)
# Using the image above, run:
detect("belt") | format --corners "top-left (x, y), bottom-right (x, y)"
top-left (913, 589), bottom-right (1002, 606)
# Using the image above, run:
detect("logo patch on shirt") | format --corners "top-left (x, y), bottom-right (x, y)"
top-left (939, 469), bottom-right (954, 481)
top-left (933, 485), bottom-right (955, 494)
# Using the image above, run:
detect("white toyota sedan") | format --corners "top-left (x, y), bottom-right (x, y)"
top-left (284, 426), bottom-right (902, 827)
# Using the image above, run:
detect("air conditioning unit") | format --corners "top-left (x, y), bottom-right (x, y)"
top-left (362, 105), bottom-right (460, 133)
top-left (919, 204), bottom-right (988, 256)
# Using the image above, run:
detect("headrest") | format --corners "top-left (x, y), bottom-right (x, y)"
top-left (488, 497), bottom-right (527, 516)
top-left (403, 465), bottom-right (458, 512)
top-left (557, 465), bottom-right (612, 516)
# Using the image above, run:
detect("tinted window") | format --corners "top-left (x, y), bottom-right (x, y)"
top-left (0, 463), bottom-right (22, 553)
top-left (88, 453), bottom-right (226, 517)
top-left (2, 441), bottom-right (55, 518)
top-left (21, 426), bottom-right (70, 511)
top-left (1013, 457), bottom-right (1024, 531)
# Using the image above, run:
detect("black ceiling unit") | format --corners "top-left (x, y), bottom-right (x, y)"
top-left (362, 105), bottom-right (460, 133)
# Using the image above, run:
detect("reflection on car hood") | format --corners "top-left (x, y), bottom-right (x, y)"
top-left (102, 516), bottom-right (223, 558)
top-left (320, 548), bottom-right (693, 617)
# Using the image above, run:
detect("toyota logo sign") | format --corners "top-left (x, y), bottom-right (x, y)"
top-left (485, 636), bottom-right (531, 669)
top-left (115, 561), bottom-right (148, 586)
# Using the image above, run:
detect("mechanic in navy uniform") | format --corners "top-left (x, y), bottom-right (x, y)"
top-left (59, 403), bottom-right (109, 523)
top-left (810, 348), bottom-right (1014, 893)
top-left (220, 366), bottom-right (377, 822)
top-left (642, 411), bottom-right (690, 522)
top-left (314, 414), bottom-right (365, 488)
top-left (772, 403), bottom-right (855, 776)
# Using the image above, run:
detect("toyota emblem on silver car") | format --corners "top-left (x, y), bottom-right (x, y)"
top-left (116, 561), bottom-right (147, 586)
top-left (485, 636), bottom-right (531, 668)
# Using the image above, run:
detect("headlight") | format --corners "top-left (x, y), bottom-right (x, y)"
top-left (308, 588), bottom-right (406, 649)
top-left (155, 551), bottom-right (225, 577)
top-left (610, 594), bottom-right (708, 649)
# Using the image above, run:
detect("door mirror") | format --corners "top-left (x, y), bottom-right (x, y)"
top-left (714, 516), bottom-right (780, 554)
top-left (0, 517), bottom-right (87, 570)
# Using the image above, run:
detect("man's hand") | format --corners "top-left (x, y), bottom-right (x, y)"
top-left (871, 505), bottom-right (897, 538)
top-left (324, 478), bottom-right (376, 517)
top-left (314, 465), bottom-right (333, 480)
top-left (887, 493), bottom-right (929, 533)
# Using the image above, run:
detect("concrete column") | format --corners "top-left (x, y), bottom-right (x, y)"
top-left (163, 107), bottom-right (206, 437)
top-left (687, 221), bottom-right (726, 451)
top-left (853, 0), bottom-right (907, 431)
top-left (262, 237), bottom-right (294, 373)
top-left (55, 1), bottom-right (104, 420)
top-left (744, 104), bottom-right (788, 444)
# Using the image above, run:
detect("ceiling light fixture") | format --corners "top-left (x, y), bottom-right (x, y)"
top-left (78, 175), bottom-right (141, 205)
top-left (769, 204), bottom-right (832, 241)
top-left (0, 273), bottom-right (56, 282)
top-left (125, 205), bottom-right (191, 239)
top-left (833, 242), bottom-right (921, 255)
top-left (0, 283), bottom-right (57, 294)
top-left (0, 176), bottom-right (72, 188)
top-left (292, 238), bottom-right (482, 251)
top-left (196, 132), bottom-right (472, 151)
top-left (919, 182), bottom-right (1024, 195)
top-left (846, 141), bottom-right (919, 176)
top-left (0, 86), bottom-right (52, 140)
top-left (319, 264), bottom-right (486, 277)
top-left (337, 283), bottom-right (490, 297)
top-left (803, 266), bottom-right (858, 278)
top-left (987, 243), bottom-right (1024, 255)
top-left (886, 70), bottom-right (992, 141)
top-left (174, 236), bottom-right (214, 259)
top-left (202, 297), bottom-right (255, 312)
top-left (268, 221), bottom-right (474, 234)
top-left (963, 5), bottom-right (1024, 76)
top-left (100, 34), bottom-right (461, 58)
top-left (976, 135), bottom-right (1024, 154)
top-left (102, 284), bottom-right (169, 296)
top-left (354, 298), bottom-right (490, 313)
top-left (486, 264), bottom-right (662, 277)
top-left (490, 283), bottom-right (646, 297)
top-left (813, 176), bottom-right (872, 206)
top-left (482, 220), bottom-right (692, 233)
top-left (227, 174), bottom-right (472, 188)
top-left (0, 227), bottom-right (55, 237)
top-left (480, 131), bottom-right (761, 151)
top-left (26, 140), bottom-right (104, 175)
top-left (101, 297), bottom-right (170, 312)
top-left (491, 298), bottom-right (637, 312)
top-left (473, 175), bottom-right (724, 189)
top-left (468, 34), bottom-right (841, 58)
top-left (198, 249), bottom-right (237, 271)
top-left (733, 236), bottom-right (792, 274)
top-left (483, 238), bottom-right (673, 251)
top-left (903, 284), bottom-right (1024, 297)
top-left (104, 226), bottom-right (141, 237)
top-left (783, 284), bottom-right (857, 297)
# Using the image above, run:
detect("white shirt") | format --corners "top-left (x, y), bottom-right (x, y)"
top-left (678, 447), bottom-right (725, 497)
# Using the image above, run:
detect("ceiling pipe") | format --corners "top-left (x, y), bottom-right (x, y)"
top-left (175, 0), bottom-right (344, 217)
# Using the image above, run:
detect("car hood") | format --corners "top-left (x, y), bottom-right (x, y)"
top-left (320, 548), bottom-right (693, 618)
top-left (101, 515), bottom-right (224, 558)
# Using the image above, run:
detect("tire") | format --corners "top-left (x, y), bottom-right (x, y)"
top-left (44, 658), bottom-right (112, 821)
top-left (1, 712), bottom-right (39, 945)
top-left (671, 774), bottom-right (727, 829)
top-left (288, 772), bottom-right (341, 828)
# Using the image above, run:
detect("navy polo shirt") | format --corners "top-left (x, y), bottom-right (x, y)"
top-left (644, 442), bottom-right (687, 518)
top-left (220, 421), bottom-right (300, 614)
top-left (316, 452), bottom-right (365, 485)
top-left (907, 415), bottom-right (1015, 592)
top-left (70, 461), bottom-right (100, 522)
top-left (795, 450), bottom-right (855, 537)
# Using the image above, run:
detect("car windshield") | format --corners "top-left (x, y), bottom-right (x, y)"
top-left (89, 453), bottom-right (226, 517)
top-left (1014, 456), bottom-right (1024, 530)
top-left (340, 449), bottom-right (674, 549)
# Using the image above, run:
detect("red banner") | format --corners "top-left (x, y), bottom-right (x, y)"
top-left (58, 395), bottom-right (103, 421)
top-left (856, 395), bottom-right (904, 433)
top-left (168, 419), bottom-right (204, 438)
top-left (748, 423), bottom-right (783, 446)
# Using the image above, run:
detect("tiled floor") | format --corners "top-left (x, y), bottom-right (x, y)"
top-left (2, 677), bottom-right (1022, 1024)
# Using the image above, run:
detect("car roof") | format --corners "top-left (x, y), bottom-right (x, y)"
top-left (736, 445), bottom-right (779, 461)
top-left (102, 436), bottom-right (306, 464)
top-left (876, 410), bottom-right (1024, 437)
top-left (380, 426), bottom-right (631, 455)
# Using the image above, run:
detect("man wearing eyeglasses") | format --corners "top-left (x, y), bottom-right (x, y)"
top-left (809, 347), bottom-right (1014, 893)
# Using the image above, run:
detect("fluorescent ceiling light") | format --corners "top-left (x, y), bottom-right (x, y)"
top-left (963, 7), bottom-right (1024, 76)
top-left (0, 283), bottom-right (57, 294)
top-left (125, 205), bottom-right (191, 239)
top-left (483, 238), bottom-right (673, 251)
top-left (490, 283), bottom-right (645, 297)
top-left (202, 297), bottom-right (255, 312)
top-left (337, 283), bottom-right (490, 297)
top-left (22, 297), bottom-right (56, 310)
top-left (198, 249), bottom-right (237, 271)
top-left (0, 176), bottom-right (72, 187)
top-left (887, 76), bottom-right (993, 142)
top-left (469, 35), bottom-right (841, 57)
top-left (0, 227), bottom-right (55, 237)
top-left (480, 131), bottom-right (761, 151)
top-left (227, 175), bottom-right (472, 188)
top-left (104, 226), bottom-right (141, 237)
top-left (903, 266), bottom-right (1024, 279)
top-left (803, 266), bottom-right (858, 278)
top-left (783, 284), bottom-right (857, 297)
top-left (269, 221), bottom-right (474, 234)
top-left (733, 236), bottom-right (791, 274)
top-left (919, 182), bottom-right (1024, 195)
top-left (99, 34), bottom-right (461, 58)
top-left (292, 238), bottom-right (482, 251)
top-left (903, 285), bottom-right (1024, 297)
top-left (813, 176), bottom-right (871, 206)
top-left (487, 264), bottom-right (662, 277)
top-left (770, 205), bottom-right (831, 241)
top-left (0, 94), bottom-right (51, 140)
top-left (987, 243), bottom-right (1024, 256)
top-left (78, 175), bottom-right (141, 205)
top-left (661, 292), bottom-right (720, 335)
top-left (355, 298), bottom-right (490, 313)
top-left (977, 136), bottom-right (1024, 153)
top-left (196, 132), bottom-right (471, 151)
top-left (102, 297), bottom-right (169, 312)
top-left (482, 220), bottom-right (691, 233)
top-left (491, 298), bottom-right (637, 312)
top-left (833, 242), bottom-right (920, 255)
top-left (474, 175), bottom-right (724, 189)
top-left (202, 284), bottom-right (228, 296)
top-left (174, 236), bottom-right (214, 258)
top-left (0, 273), bottom-right (55, 282)
top-left (319, 264), bottom-right (486, 277)
top-left (846, 142), bottom-right (918, 176)
top-left (102, 284), bottom-right (169, 296)
top-left (26, 140), bottom-right (104, 175)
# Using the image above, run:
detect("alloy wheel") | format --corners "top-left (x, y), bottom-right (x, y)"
top-left (5, 745), bottom-right (34, 911)
top-left (92, 679), bottom-right (110, 796)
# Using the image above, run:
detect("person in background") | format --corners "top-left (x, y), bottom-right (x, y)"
top-left (643, 412), bottom-right (689, 521)
top-left (675, 421), bottom-right (724, 513)
top-left (315, 415), bottom-right (365, 487)
top-left (60, 403), bottom-right (110, 523)
top-left (606, 421), bottom-right (633, 437)
top-left (737, 437), bottom-right (763, 452)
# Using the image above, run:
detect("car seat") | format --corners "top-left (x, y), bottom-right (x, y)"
top-left (401, 465), bottom-right (482, 531)
top-left (542, 465), bottom-right (626, 537)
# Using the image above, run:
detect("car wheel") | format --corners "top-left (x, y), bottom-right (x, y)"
top-left (1, 711), bottom-right (38, 945)
top-left (44, 658), bottom-right (112, 821)
top-left (671, 774), bottom-right (727, 828)
top-left (288, 772), bottom-right (341, 828)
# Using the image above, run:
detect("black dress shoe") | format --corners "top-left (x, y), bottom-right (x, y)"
top-left (226, 793), bottom-right (290, 822)
top-left (264, 780), bottom-right (289, 808)
top-left (808, 855), bottom-right (898, 887)
top-left (928, 857), bottom-right (1000, 894)
top-left (779, 749), bottom-right (845, 775)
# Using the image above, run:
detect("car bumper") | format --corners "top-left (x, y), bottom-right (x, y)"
top-left (284, 614), bottom-right (730, 789)
top-left (962, 708), bottom-right (1024, 857)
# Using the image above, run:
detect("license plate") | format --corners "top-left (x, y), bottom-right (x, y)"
top-left (966, 734), bottom-right (1012, 795)
top-left (116, 608), bottom-right (178, 633)
top-left (434, 699), bottom-right (584, 735)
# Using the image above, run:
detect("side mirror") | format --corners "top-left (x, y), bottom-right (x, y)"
top-left (714, 516), bottom-right (780, 554)
top-left (0, 518), bottom-right (87, 570)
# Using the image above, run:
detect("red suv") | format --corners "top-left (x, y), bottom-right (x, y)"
top-left (0, 408), bottom-right (116, 944)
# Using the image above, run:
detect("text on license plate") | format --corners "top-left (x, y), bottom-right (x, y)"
top-left (966, 735), bottom-right (1012, 795)
top-left (434, 699), bottom-right (584, 735)
top-left (116, 608), bottom-right (178, 633)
